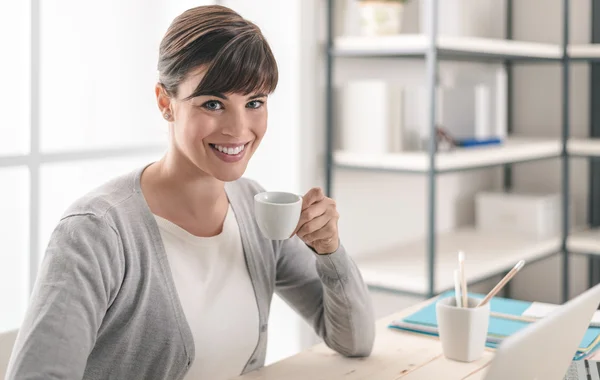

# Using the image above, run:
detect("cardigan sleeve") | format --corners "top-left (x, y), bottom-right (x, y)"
top-left (6, 214), bottom-right (124, 379)
top-left (274, 235), bottom-right (376, 357)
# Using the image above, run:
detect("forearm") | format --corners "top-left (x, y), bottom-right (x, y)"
top-left (313, 245), bottom-right (375, 357)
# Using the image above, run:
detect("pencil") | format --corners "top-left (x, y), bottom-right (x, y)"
top-left (459, 251), bottom-right (468, 307)
top-left (477, 260), bottom-right (526, 307)
top-left (490, 312), bottom-right (538, 323)
top-left (490, 311), bottom-right (600, 328)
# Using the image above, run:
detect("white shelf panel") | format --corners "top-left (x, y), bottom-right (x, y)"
top-left (567, 228), bottom-right (600, 255)
top-left (334, 34), bottom-right (562, 60)
top-left (354, 227), bottom-right (560, 295)
top-left (334, 138), bottom-right (561, 173)
top-left (568, 44), bottom-right (600, 60)
top-left (567, 138), bottom-right (600, 157)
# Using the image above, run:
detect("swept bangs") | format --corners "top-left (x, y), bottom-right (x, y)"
top-left (157, 5), bottom-right (278, 100)
top-left (185, 31), bottom-right (278, 99)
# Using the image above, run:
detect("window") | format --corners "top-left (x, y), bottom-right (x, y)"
top-left (0, 1), bottom-right (30, 156)
top-left (0, 0), bottom-right (31, 333)
top-left (0, 0), bottom-right (224, 332)
top-left (39, 0), bottom-right (168, 152)
top-left (0, 167), bottom-right (29, 331)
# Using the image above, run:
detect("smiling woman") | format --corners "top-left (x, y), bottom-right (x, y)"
top-left (157, 67), bottom-right (270, 181)
top-left (155, 6), bottom-right (278, 182)
top-left (5, 5), bottom-right (375, 380)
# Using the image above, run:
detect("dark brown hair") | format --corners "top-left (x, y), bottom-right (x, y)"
top-left (157, 5), bottom-right (278, 100)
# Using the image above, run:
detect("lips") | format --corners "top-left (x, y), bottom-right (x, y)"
top-left (209, 142), bottom-right (249, 163)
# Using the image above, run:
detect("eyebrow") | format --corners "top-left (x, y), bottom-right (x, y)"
top-left (197, 91), bottom-right (228, 100)
top-left (195, 92), bottom-right (267, 100)
top-left (248, 93), bottom-right (267, 100)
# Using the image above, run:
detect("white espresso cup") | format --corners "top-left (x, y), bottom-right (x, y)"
top-left (436, 296), bottom-right (490, 363)
top-left (254, 191), bottom-right (302, 240)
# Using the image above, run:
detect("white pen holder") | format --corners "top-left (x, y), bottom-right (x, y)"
top-left (436, 297), bottom-right (490, 362)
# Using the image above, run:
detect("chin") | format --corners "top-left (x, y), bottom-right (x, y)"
top-left (189, 144), bottom-right (256, 182)
top-left (210, 164), bottom-right (248, 182)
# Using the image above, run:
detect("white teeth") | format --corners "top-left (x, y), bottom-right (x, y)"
top-left (214, 144), bottom-right (245, 155)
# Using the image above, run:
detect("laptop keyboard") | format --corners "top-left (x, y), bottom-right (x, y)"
top-left (564, 360), bottom-right (600, 380)
top-left (564, 362), bottom-right (582, 380)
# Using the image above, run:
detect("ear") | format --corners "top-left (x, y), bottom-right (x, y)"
top-left (155, 83), bottom-right (173, 121)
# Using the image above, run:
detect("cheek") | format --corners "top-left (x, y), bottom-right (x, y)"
top-left (251, 112), bottom-right (268, 139)
top-left (178, 111), bottom-right (216, 145)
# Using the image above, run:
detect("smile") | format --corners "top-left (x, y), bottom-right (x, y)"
top-left (209, 142), bottom-right (250, 163)
top-left (210, 143), bottom-right (246, 155)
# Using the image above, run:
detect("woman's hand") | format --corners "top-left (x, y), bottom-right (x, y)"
top-left (293, 187), bottom-right (340, 255)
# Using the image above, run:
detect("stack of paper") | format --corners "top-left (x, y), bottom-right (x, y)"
top-left (389, 291), bottom-right (600, 360)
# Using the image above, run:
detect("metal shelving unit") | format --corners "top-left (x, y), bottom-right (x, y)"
top-left (324, 0), bottom-right (600, 301)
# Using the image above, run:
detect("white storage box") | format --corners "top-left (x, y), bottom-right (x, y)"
top-left (475, 192), bottom-right (574, 239)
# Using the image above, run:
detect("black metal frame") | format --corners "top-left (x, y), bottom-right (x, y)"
top-left (324, 0), bottom-right (334, 198)
top-left (503, 0), bottom-right (514, 193)
top-left (502, 0), bottom-right (514, 298)
top-left (561, 0), bottom-right (571, 303)
top-left (589, 0), bottom-right (600, 288)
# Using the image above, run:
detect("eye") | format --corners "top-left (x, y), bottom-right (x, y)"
top-left (246, 100), bottom-right (264, 109)
top-left (202, 100), bottom-right (223, 111)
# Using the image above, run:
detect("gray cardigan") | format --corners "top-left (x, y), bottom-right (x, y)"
top-left (6, 165), bottom-right (375, 380)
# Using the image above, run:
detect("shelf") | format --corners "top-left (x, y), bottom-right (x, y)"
top-left (354, 227), bottom-right (561, 295)
top-left (333, 34), bottom-right (562, 61)
top-left (567, 228), bottom-right (600, 255)
top-left (567, 138), bottom-right (600, 157)
top-left (568, 44), bottom-right (600, 61)
top-left (334, 138), bottom-right (561, 174)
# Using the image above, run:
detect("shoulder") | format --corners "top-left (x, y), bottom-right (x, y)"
top-left (44, 167), bottom-right (146, 267)
top-left (59, 165), bottom-right (146, 227)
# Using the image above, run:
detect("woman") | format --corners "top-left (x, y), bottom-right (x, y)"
top-left (7, 5), bottom-right (375, 380)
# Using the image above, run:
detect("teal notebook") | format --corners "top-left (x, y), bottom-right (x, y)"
top-left (389, 291), bottom-right (600, 360)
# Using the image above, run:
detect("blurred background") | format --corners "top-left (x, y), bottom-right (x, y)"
top-left (1, 0), bottom-right (599, 367)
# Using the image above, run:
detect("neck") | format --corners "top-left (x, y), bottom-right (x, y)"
top-left (148, 148), bottom-right (227, 218)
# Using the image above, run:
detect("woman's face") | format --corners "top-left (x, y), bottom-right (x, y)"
top-left (157, 66), bottom-right (268, 182)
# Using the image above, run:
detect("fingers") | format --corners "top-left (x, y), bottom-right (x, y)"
top-left (302, 219), bottom-right (337, 244)
top-left (295, 198), bottom-right (339, 240)
top-left (293, 187), bottom-right (341, 254)
top-left (294, 200), bottom-right (328, 234)
top-left (297, 214), bottom-right (329, 239)
top-left (302, 187), bottom-right (325, 210)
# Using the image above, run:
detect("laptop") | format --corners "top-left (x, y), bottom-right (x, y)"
top-left (481, 282), bottom-right (600, 380)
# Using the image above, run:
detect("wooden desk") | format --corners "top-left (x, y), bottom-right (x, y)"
top-left (234, 298), bottom-right (600, 380)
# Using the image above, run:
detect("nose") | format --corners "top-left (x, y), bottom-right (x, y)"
top-left (221, 109), bottom-right (247, 138)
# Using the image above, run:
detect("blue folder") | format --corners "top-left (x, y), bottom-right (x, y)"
top-left (388, 291), bottom-right (600, 360)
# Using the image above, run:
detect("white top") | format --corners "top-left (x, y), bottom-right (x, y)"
top-left (154, 205), bottom-right (260, 380)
